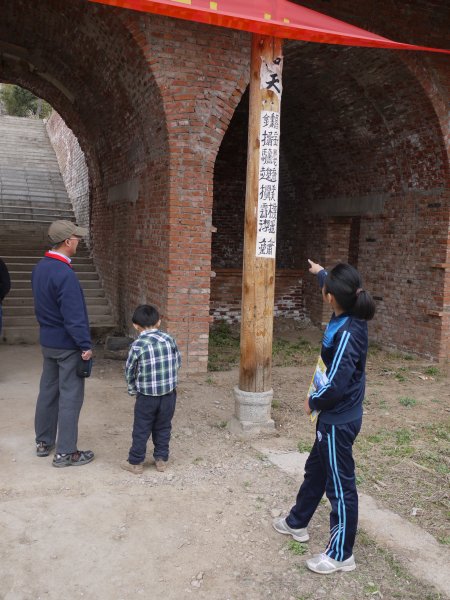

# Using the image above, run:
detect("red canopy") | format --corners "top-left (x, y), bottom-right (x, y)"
top-left (89, 0), bottom-right (449, 53)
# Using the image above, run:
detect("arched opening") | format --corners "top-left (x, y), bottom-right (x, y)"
top-left (0, 0), bottom-right (169, 341)
top-left (211, 42), bottom-right (449, 359)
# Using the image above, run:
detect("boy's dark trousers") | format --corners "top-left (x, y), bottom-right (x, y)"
top-left (286, 418), bottom-right (362, 561)
top-left (128, 390), bottom-right (177, 465)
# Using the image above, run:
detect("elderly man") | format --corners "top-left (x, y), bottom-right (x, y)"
top-left (32, 220), bottom-right (94, 467)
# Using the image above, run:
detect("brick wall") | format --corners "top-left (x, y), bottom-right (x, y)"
top-left (210, 269), bottom-right (305, 323)
top-left (46, 112), bottom-right (90, 238)
top-left (212, 35), bottom-right (449, 361)
top-left (2, 0), bottom-right (448, 366)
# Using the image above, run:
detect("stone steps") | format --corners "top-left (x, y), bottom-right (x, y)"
top-left (0, 208), bottom-right (73, 220)
top-left (0, 115), bottom-right (116, 344)
top-left (7, 286), bottom-right (107, 299)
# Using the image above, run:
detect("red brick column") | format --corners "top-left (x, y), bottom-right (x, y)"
top-left (121, 15), bottom-right (251, 371)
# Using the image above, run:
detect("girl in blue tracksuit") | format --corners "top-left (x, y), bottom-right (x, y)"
top-left (273, 260), bottom-right (376, 575)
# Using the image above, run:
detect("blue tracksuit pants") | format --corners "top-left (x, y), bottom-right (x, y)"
top-left (286, 418), bottom-right (362, 561)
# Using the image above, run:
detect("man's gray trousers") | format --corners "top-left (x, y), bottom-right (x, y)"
top-left (35, 347), bottom-right (85, 454)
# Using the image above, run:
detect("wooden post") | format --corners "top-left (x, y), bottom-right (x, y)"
top-left (231, 34), bottom-right (282, 435)
top-left (239, 34), bottom-right (282, 393)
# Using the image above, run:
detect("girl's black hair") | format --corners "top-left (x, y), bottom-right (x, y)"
top-left (324, 263), bottom-right (376, 321)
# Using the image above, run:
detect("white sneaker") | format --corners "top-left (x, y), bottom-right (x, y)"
top-left (272, 517), bottom-right (309, 542)
top-left (306, 553), bottom-right (356, 574)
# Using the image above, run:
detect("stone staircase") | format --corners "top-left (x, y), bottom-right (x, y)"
top-left (0, 115), bottom-right (115, 344)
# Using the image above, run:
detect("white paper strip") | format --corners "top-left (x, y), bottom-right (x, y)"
top-left (256, 110), bottom-right (280, 258)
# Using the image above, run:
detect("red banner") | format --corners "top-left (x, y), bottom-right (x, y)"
top-left (88, 0), bottom-right (449, 53)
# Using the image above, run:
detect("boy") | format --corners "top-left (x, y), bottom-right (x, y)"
top-left (121, 305), bottom-right (181, 475)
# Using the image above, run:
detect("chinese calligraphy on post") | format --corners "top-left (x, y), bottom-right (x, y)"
top-left (256, 111), bottom-right (280, 258)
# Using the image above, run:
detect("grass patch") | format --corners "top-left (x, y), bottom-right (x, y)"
top-left (424, 423), bottom-right (450, 442)
top-left (424, 366), bottom-right (440, 376)
top-left (208, 323), bottom-right (320, 371)
top-left (416, 450), bottom-right (450, 475)
top-left (395, 428), bottom-right (412, 445)
top-left (272, 338), bottom-right (318, 366)
top-left (287, 540), bottom-right (308, 555)
top-left (399, 396), bottom-right (417, 407)
top-left (364, 583), bottom-right (380, 594)
top-left (297, 440), bottom-right (312, 453)
top-left (208, 322), bottom-right (240, 371)
top-left (359, 421), bottom-right (450, 481)
top-left (361, 427), bottom-right (416, 459)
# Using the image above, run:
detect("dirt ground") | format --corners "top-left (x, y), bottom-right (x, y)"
top-left (0, 328), bottom-right (449, 600)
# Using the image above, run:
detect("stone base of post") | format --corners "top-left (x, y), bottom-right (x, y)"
top-left (229, 386), bottom-right (275, 437)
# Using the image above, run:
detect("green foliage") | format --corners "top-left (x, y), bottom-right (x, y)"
top-left (272, 338), bottom-right (316, 366)
top-left (424, 366), bottom-right (440, 376)
top-left (208, 322), bottom-right (318, 371)
top-left (395, 429), bottom-right (412, 445)
top-left (208, 321), bottom-right (240, 371)
top-left (0, 84), bottom-right (52, 118)
top-left (287, 540), bottom-right (308, 555)
top-left (424, 423), bottom-right (450, 442)
top-left (297, 440), bottom-right (312, 453)
top-left (364, 583), bottom-right (380, 594)
top-left (399, 396), bottom-right (416, 407)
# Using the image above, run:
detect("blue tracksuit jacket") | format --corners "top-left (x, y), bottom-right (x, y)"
top-left (308, 270), bottom-right (368, 425)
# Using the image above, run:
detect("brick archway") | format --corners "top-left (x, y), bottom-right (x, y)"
top-left (211, 43), bottom-right (449, 360)
top-left (0, 0), bottom-right (253, 370)
top-left (0, 1), bottom-right (171, 346)
top-left (1, 0), bottom-right (448, 366)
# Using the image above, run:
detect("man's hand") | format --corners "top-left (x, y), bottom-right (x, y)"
top-left (304, 396), bottom-right (312, 415)
top-left (308, 259), bottom-right (324, 275)
top-left (81, 349), bottom-right (92, 360)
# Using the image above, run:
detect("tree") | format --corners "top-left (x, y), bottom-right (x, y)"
top-left (0, 84), bottom-right (52, 119)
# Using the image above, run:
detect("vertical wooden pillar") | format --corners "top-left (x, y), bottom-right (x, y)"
top-left (231, 34), bottom-right (283, 435)
top-left (239, 34), bottom-right (282, 393)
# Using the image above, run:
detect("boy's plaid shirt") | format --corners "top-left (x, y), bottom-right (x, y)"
top-left (125, 329), bottom-right (181, 396)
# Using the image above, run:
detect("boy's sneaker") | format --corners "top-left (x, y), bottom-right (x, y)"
top-left (155, 459), bottom-right (167, 472)
top-left (272, 517), bottom-right (309, 542)
top-left (52, 450), bottom-right (94, 468)
top-left (36, 442), bottom-right (55, 457)
top-left (306, 553), bottom-right (356, 574)
top-left (120, 460), bottom-right (143, 475)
